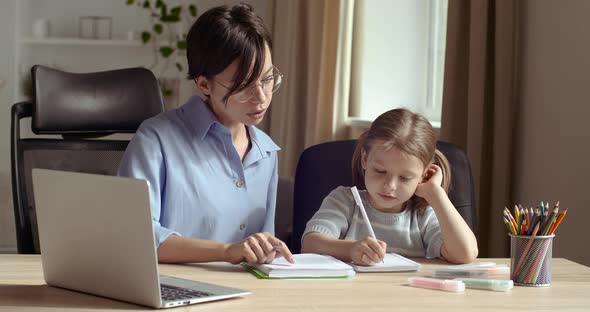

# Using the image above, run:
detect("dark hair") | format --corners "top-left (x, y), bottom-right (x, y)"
top-left (351, 108), bottom-right (451, 214)
top-left (186, 3), bottom-right (272, 102)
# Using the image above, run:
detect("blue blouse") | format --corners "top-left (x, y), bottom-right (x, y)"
top-left (118, 96), bottom-right (280, 247)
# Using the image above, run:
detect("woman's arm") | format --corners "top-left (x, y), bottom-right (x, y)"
top-left (158, 232), bottom-right (294, 264)
top-left (157, 235), bottom-right (228, 263)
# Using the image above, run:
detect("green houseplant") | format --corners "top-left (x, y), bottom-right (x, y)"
top-left (126, 0), bottom-right (198, 98)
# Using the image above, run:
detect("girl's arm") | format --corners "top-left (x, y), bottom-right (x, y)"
top-left (302, 187), bottom-right (386, 264)
top-left (302, 233), bottom-right (386, 264)
top-left (416, 164), bottom-right (478, 264)
top-left (302, 233), bottom-right (356, 261)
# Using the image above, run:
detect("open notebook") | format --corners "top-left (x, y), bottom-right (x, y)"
top-left (349, 253), bottom-right (421, 272)
top-left (242, 253), bottom-right (421, 279)
top-left (242, 254), bottom-right (356, 279)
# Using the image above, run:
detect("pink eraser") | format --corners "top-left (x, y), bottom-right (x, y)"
top-left (408, 277), bottom-right (465, 292)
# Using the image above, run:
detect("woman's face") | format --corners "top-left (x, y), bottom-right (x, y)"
top-left (197, 44), bottom-right (274, 128)
top-left (361, 142), bottom-right (426, 213)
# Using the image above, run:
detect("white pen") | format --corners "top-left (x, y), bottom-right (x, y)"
top-left (350, 186), bottom-right (383, 264)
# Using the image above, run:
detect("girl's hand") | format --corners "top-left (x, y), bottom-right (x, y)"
top-left (415, 163), bottom-right (444, 200)
top-left (223, 232), bottom-right (294, 264)
top-left (350, 238), bottom-right (386, 265)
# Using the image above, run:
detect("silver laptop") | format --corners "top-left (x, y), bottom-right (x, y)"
top-left (32, 168), bottom-right (251, 308)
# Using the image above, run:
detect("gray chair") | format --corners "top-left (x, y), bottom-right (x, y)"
top-left (291, 140), bottom-right (477, 253)
top-left (11, 65), bottom-right (164, 254)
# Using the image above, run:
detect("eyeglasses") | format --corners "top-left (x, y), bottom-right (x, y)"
top-left (213, 66), bottom-right (283, 103)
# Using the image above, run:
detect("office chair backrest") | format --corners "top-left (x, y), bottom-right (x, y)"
top-left (11, 65), bottom-right (164, 254)
top-left (291, 140), bottom-right (477, 253)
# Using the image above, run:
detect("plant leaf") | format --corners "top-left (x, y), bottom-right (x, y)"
top-left (159, 46), bottom-right (174, 58)
top-left (155, 0), bottom-right (164, 8)
top-left (126, 0), bottom-right (134, 5)
top-left (160, 14), bottom-right (180, 23)
top-left (141, 31), bottom-right (151, 43)
top-left (153, 24), bottom-right (163, 34)
top-left (163, 88), bottom-right (173, 96)
top-left (189, 4), bottom-right (198, 17)
top-left (176, 40), bottom-right (186, 50)
top-left (175, 62), bottom-right (183, 71)
top-left (170, 6), bottom-right (181, 17)
top-left (142, 0), bottom-right (150, 8)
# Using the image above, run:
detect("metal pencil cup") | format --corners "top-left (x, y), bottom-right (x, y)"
top-left (510, 234), bottom-right (554, 286)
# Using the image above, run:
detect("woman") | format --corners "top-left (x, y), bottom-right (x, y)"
top-left (118, 3), bottom-right (294, 265)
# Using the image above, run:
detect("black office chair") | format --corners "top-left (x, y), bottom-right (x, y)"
top-left (11, 65), bottom-right (164, 254)
top-left (291, 140), bottom-right (477, 253)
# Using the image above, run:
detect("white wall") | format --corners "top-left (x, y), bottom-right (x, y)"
top-left (0, 0), bottom-right (17, 252)
top-left (514, 0), bottom-right (590, 266)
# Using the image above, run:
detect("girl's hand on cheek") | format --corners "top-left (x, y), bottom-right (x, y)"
top-left (415, 164), bottom-right (443, 199)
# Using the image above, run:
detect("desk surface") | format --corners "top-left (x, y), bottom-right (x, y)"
top-left (0, 255), bottom-right (589, 311)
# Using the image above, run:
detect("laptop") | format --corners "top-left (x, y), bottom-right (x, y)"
top-left (32, 168), bottom-right (251, 308)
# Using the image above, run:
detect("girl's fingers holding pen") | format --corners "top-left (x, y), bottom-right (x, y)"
top-left (360, 242), bottom-right (382, 264)
top-left (365, 250), bottom-right (382, 264)
top-left (375, 240), bottom-right (387, 259)
top-left (360, 254), bottom-right (374, 266)
top-left (366, 239), bottom-right (386, 258)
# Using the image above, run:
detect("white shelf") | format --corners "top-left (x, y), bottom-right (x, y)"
top-left (20, 37), bottom-right (144, 47)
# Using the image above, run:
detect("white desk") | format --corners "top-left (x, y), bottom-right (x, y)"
top-left (1, 255), bottom-right (589, 311)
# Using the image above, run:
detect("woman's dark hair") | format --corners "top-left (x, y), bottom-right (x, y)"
top-left (186, 3), bottom-right (272, 103)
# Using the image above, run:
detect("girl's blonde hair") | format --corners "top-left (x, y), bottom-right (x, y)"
top-left (351, 108), bottom-right (451, 214)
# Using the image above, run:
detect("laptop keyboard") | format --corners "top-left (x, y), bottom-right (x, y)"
top-left (160, 284), bottom-right (213, 302)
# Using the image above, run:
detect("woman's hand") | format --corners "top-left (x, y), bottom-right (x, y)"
top-left (223, 232), bottom-right (294, 265)
top-left (415, 163), bottom-right (444, 200)
top-left (349, 238), bottom-right (386, 265)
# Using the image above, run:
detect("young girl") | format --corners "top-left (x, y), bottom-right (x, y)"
top-left (301, 109), bottom-right (478, 264)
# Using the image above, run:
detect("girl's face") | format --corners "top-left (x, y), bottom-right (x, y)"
top-left (361, 142), bottom-right (426, 213)
top-left (196, 44), bottom-right (274, 128)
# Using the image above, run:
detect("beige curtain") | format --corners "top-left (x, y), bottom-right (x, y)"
top-left (441, 0), bottom-right (519, 257)
top-left (269, 0), bottom-right (353, 178)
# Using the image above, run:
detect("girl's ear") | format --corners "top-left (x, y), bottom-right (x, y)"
top-left (195, 76), bottom-right (211, 96)
top-left (361, 149), bottom-right (368, 170)
top-left (422, 164), bottom-right (430, 178)
top-left (421, 163), bottom-right (434, 182)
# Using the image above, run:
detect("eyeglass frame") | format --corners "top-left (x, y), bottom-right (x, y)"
top-left (212, 65), bottom-right (283, 103)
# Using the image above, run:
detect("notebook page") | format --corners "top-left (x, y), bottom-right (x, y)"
top-left (264, 253), bottom-right (353, 270)
top-left (349, 253), bottom-right (421, 272)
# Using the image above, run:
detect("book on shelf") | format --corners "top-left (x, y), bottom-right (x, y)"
top-left (241, 253), bottom-right (421, 279)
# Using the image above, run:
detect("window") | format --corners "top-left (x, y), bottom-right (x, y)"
top-left (349, 0), bottom-right (448, 128)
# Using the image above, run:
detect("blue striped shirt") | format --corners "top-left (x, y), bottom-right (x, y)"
top-left (118, 96), bottom-right (280, 247)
